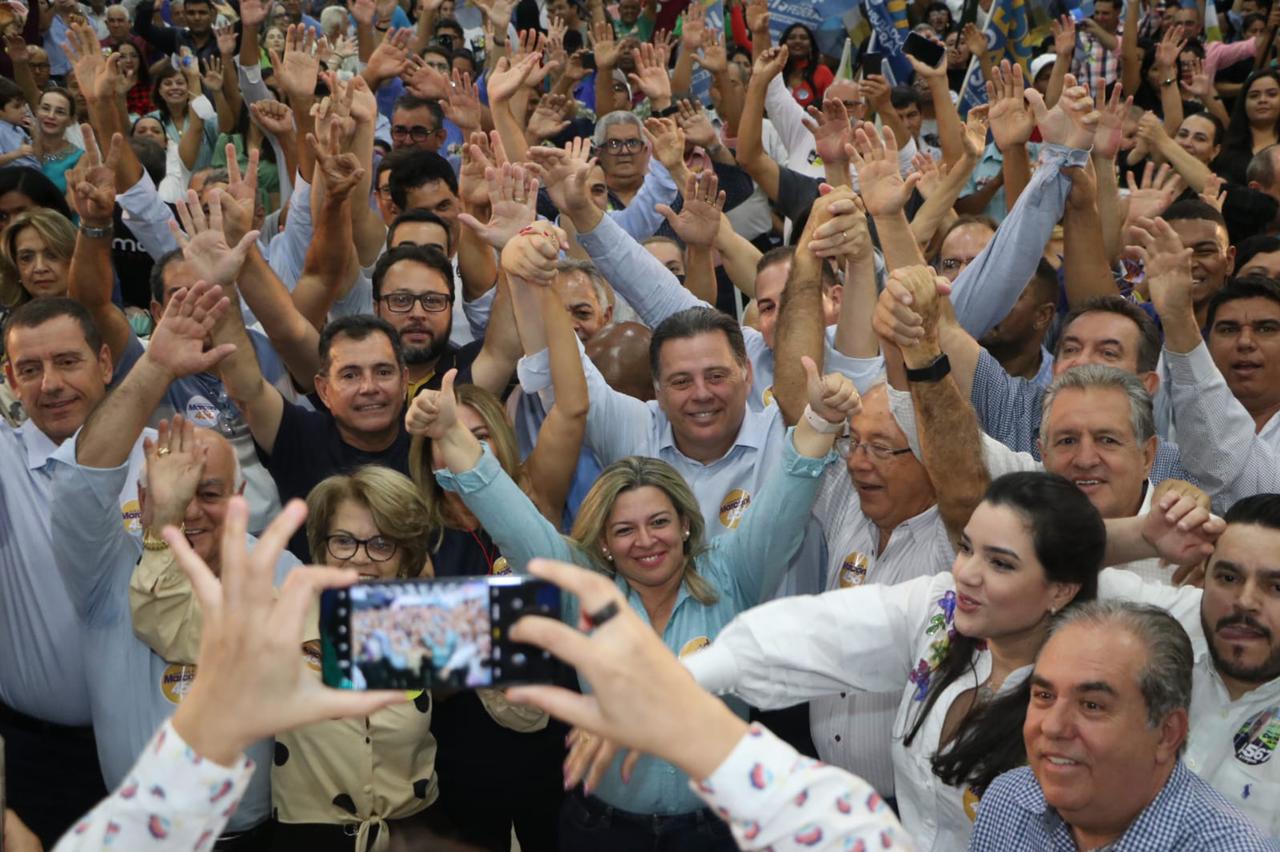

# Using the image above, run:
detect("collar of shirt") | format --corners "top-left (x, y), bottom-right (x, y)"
top-left (18, 417), bottom-right (59, 471)
top-left (657, 405), bottom-right (773, 461)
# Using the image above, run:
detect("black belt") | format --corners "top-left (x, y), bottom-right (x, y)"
top-left (215, 818), bottom-right (273, 850)
top-left (0, 700), bottom-right (94, 738)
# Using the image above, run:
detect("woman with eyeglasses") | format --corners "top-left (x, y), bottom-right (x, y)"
top-left (265, 465), bottom-right (452, 852)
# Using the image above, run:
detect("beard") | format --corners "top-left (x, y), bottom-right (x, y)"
top-left (1203, 609), bottom-right (1280, 685)
top-left (401, 315), bottom-right (453, 366)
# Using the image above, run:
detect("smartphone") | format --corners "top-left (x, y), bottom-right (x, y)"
top-left (861, 51), bottom-right (884, 79)
top-left (320, 575), bottom-right (564, 691)
top-left (904, 31), bottom-right (946, 68)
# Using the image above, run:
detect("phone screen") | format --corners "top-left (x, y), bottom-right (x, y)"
top-left (321, 576), bottom-right (562, 690)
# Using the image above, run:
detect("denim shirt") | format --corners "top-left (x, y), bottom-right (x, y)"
top-left (436, 428), bottom-right (834, 814)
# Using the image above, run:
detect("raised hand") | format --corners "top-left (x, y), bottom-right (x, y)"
top-left (170, 188), bottom-right (261, 288)
top-left (1093, 82), bottom-right (1130, 160)
top-left (528, 93), bottom-right (572, 141)
top-left (1134, 110), bottom-right (1170, 149)
top-left (643, 116), bottom-right (685, 171)
top-left (307, 131), bottom-right (365, 199)
top-left (752, 44), bottom-right (788, 81)
top-left (847, 123), bottom-right (920, 217)
top-left (1180, 55), bottom-right (1213, 101)
top-left (962, 22), bottom-right (987, 57)
top-left (1123, 161), bottom-right (1184, 224)
top-left (1024, 72), bottom-right (1098, 149)
top-left (1155, 24), bottom-right (1185, 74)
top-left (546, 15), bottom-right (569, 70)
top-left (350, 0), bottom-right (376, 28)
top-left (681, 1), bottom-right (706, 50)
top-left (628, 42), bottom-right (672, 104)
top-left (500, 220), bottom-right (569, 283)
top-left (63, 21), bottom-right (109, 101)
top-left (142, 416), bottom-right (207, 530)
top-left (1200, 173), bottom-right (1227, 211)
top-left (1051, 14), bottom-right (1076, 57)
top-left (402, 52), bottom-right (451, 100)
top-left (443, 68), bottom-right (483, 132)
top-left (745, 0), bottom-right (769, 32)
top-left (240, 0), bottom-right (266, 27)
top-left (364, 26), bottom-right (412, 82)
top-left (178, 46), bottom-right (203, 93)
top-left (807, 187), bottom-right (872, 261)
top-left (214, 21), bottom-right (237, 56)
top-left (802, 355), bottom-right (862, 424)
top-left (694, 28), bottom-right (728, 74)
top-left (458, 162), bottom-right (540, 249)
top-left (591, 18), bottom-right (622, 68)
top-left (250, 98), bottom-right (296, 137)
top-left (906, 38), bottom-right (947, 79)
top-left (526, 137), bottom-right (595, 215)
top-left (804, 96), bottom-right (853, 164)
top-left (1139, 479), bottom-right (1223, 568)
top-left (66, 125), bottom-right (122, 227)
top-left (1125, 215), bottom-right (1193, 320)
top-left (987, 59), bottom-right (1034, 150)
top-left (166, 497), bottom-right (402, 766)
top-left (146, 280), bottom-right (238, 380)
top-left (271, 24), bottom-right (320, 101)
top-left (458, 132), bottom-right (498, 210)
top-left (656, 169), bottom-right (725, 248)
top-left (405, 369), bottom-right (459, 438)
top-left (675, 98), bottom-right (718, 149)
top-left (201, 54), bottom-right (225, 92)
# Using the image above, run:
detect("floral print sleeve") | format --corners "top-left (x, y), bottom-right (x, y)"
top-left (53, 720), bottom-right (254, 852)
top-left (689, 723), bottom-right (917, 851)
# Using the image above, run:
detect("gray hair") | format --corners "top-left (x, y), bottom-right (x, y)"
top-left (1039, 364), bottom-right (1155, 448)
top-left (555, 258), bottom-right (612, 311)
top-left (320, 5), bottom-right (347, 32)
top-left (592, 109), bottom-right (645, 148)
top-left (1051, 600), bottom-right (1193, 731)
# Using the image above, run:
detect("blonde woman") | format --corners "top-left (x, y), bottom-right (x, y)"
top-left (0, 208), bottom-right (75, 309)
top-left (403, 264), bottom-right (589, 851)
top-left (264, 465), bottom-right (446, 851)
top-left (406, 348), bottom-right (859, 852)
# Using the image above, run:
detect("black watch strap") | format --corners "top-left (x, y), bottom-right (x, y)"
top-left (905, 353), bottom-right (951, 383)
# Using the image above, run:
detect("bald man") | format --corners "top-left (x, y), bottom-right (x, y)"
top-left (49, 282), bottom-right (295, 849)
top-left (586, 321), bottom-right (654, 402)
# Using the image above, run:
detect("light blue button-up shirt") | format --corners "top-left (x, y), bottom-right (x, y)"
top-left (48, 431), bottom-right (297, 832)
top-left (436, 429), bottom-right (835, 815)
top-left (0, 420), bottom-right (106, 725)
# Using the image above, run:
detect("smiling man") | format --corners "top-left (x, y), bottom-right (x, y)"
top-left (970, 601), bottom-right (1270, 851)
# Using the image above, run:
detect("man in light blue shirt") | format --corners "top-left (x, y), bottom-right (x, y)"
top-left (0, 299), bottom-right (117, 847)
top-left (48, 282), bottom-right (296, 845)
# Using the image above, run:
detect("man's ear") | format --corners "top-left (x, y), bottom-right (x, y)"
top-left (1155, 707), bottom-right (1189, 764)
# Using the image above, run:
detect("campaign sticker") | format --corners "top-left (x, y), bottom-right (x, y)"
top-left (1234, 706), bottom-right (1280, 766)
top-left (719, 489), bottom-right (751, 529)
top-left (838, 552), bottom-right (870, 588)
top-left (160, 664), bottom-right (197, 704)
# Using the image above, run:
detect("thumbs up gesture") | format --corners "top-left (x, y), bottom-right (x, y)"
top-left (802, 355), bottom-right (862, 426)
top-left (405, 368), bottom-right (458, 439)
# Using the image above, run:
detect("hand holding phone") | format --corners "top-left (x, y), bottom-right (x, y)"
top-left (861, 50), bottom-right (883, 79)
top-left (904, 31), bottom-right (946, 69)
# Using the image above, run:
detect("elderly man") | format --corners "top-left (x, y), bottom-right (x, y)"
top-left (881, 267), bottom-right (1196, 584)
top-left (49, 281), bottom-right (296, 851)
top-left (1138, 217), bottom-right (1280, 509)
top-left (0, 300), bottom-right (114, 846)
top-left (971, 601), bottom-right (1270, 849)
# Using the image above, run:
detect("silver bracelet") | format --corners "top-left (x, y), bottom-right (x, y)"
top-left (803, 404), bottom-right (844, 434)
top-left (79, 222), bottom-right (113, 239)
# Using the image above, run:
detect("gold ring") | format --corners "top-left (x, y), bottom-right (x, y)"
top-left (157, 447), bottom-right (171, 457)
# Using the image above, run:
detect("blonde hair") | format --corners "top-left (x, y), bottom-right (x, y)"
top-left (306, 466), bottom-right (437, 578)
top-left (1, 210), bottom-right (76, 308)
top-left (569, 456), bottom-right (718, 605)
top-left (409, 383), bottom-right (535, 544)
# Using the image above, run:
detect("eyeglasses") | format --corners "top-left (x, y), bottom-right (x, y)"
top-left (600, 138), bottom-right (645, 154)
top-left (380, 291), bottom-right (453, 313)
top-left (391, 124), bottom-right (438, 142)
top-left (834, 437), bottom-right (914, 461)
top-left (939, 256), bottom-right (975, 273)
top-left (325, 534), bottom-right (398, 562)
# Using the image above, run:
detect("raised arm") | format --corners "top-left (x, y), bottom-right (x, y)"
top-left (735, 45), bottom-right (787, 202)
top-left (909, 47), bottom-right (963, 166)
top-left (76, 282), bottom-right (236, 468)
top-left (1061, 159), bottom-right (1120, 307)
top-left (655, 168), bottom-right (724, 305)
top-left (987, 61), bottom-right (1035, 209)
top-left (66, 127), bottom-right (134, 367)
top-left (894, 267), bottom-right (990, 543)
top-left (849, 124), bottom-right (925, 271)
top-left (294, 131), bottom-right (363, 328)
top-left (500, 222), bottom-right (590, 523)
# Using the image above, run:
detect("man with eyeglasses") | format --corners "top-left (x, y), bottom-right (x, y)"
top-left (391, 94), bottom-right (447, 154)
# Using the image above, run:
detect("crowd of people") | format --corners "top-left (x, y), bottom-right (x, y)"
top-left (0, 0), bottom-right (1278, 848)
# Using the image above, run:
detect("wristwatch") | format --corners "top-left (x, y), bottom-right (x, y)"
top-left (905, 353), bottom-right (952, 383)
top-left (79, 222), bottom-right (113, 239)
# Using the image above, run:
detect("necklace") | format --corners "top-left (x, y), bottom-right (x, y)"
top-left (39, 142), bottom-right (73, 163)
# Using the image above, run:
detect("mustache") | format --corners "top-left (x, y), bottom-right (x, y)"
top-left (1216, 614), bottom-right (1272, 639)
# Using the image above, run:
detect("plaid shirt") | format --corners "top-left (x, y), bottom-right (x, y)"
top-left (970, 762), bottom-right (1275, 851)
top-left (969, 348), bottom-right (1197, 486)
top-left (1073, 26), bottom-right (1123, 96)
